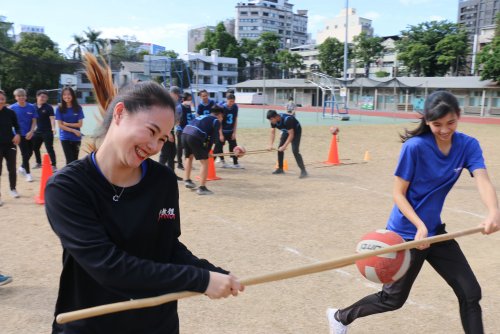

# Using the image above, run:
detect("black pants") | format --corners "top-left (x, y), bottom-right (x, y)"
top-left (60, 140), bottom-right (81, 165)
top-left (0, 143), bottom-right (17, 190)
top-left (214, 132), bottom-right (238, 165)
top-left (32, 131), bottom-right (56, 166)
top-left (159, 136), bottom-right (176, 171)
top-left (338, 229), bottom-right (483, 334)
top-left (176, 130), bottom-right (184, 167)
top-left (278, 128), bottom-right (305, 171)
top-left (19, 136), bottom-right (34, 174)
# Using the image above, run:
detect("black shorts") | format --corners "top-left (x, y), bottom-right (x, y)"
top-left (182, 133), bottom-right (209, 160)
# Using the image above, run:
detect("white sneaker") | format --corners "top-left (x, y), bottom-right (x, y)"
top-left (221, 162), bottom-right (230, 168)
top-left (215, 157), bottom-right (222, 164)
top-left (26, 174), bottom-right (33, 182)
top-left (10, 189), bottom-right (20, 198)
top-left (232, 164), bottom-right (244, 169)
top-left (18, 166), bottom-right (26, 176)
top-left (326, 308), bottom-right (348, 334)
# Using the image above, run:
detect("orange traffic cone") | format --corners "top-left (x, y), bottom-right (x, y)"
top-left (275, 159), bottom-right (289, 171)
top-left (205, 150), bottom-right (221, 181)
top-left (364, 150), bottom-right (371, 162)
top-left (35, 154), bottom-right (53, 204)
top-left (324, 134), bottom-right (340, 165)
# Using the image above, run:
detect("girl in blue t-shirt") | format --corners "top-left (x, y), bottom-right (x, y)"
top-left (327, 91), bottom-right (500, 334)
top-left (55, 87), bottom-right (84, 165)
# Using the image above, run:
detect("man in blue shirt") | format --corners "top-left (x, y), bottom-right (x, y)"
top-left (32, 90), bottom-right (57, 170)
top-left (267, 109), bottom-right (307, 178)
top-left (10, 88), bottom-right (37, 182)
top-left (196, 89), bottom-right (215, 116)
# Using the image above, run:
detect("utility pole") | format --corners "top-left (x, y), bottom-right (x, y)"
top-left (342, 0), bottom-right (349, 109)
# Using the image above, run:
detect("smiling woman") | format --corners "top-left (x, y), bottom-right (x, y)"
top-left (43, 53), bottom-right (244, 334)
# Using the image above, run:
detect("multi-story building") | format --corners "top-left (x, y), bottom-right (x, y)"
top-left (235, 0), bottom-right (308, 49)
top-left (182, 49), bottom-right (238, 102)
top-left (458, 0), bottom-right (500, 73)
top-left (316, 8), bottom-right (373, 44)
top-left (188, 19), bottom-right (236, 52)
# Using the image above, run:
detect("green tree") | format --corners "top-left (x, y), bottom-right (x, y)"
top-left (255, 32), bottom-right (280, 67)
top-left (2, 33), bottom-right (67, 96)
top-left (352, 32), bottom-right (385, 77)
top-left (157, 50), bottom-right (179, 58)
top-left (276, 50), bottom-right (304, 78)
top-left (66, 34), bottom-right (87, 60)
top-left (84, 27), bottom-right (106, 55)
top-left (397, 21), bottom-right (467, 76)
top-left (477, 13), bottom-right (500, 82)
top-left (196, 22), bottom-right (240, 58)
top-left (0, 17), bottom-right (15, 90)
top-left (318, 37), bottom-right (345, 77)
top-left (435, 29), bottom-right (469, 76)
top-left (239, 38), bottom-right (260, 80)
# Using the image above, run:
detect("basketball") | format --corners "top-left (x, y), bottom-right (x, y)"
top-left (233, 145), bottom-right (246, 158)
top-left (355, 229), bottom-right (411, 284)
top-left (329, 126), bottom-right (340, 135)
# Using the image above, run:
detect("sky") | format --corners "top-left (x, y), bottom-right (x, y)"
top-left (1, 0), bottom-right (459, 57)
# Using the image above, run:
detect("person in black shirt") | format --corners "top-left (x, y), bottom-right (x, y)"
top-left (45, 54), bottom-right (243, 334)
top-left (0, 89), bottom-right (21, 203)
top-left (267, 109), bottom-right (307, 178)
top-left (32, 90), bottom-right (57, 170)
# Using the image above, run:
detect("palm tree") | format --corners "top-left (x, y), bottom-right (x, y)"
top-left (66, 34), bottom-right (87, 60)
top-left (84, 27), bottom-right (106, 55)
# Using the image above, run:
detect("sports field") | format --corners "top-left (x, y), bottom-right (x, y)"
top-left (1, 107), bottom-right (499, 333)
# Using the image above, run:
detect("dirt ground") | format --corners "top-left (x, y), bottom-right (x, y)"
top-left (1, 120), bottom-right (499, 334)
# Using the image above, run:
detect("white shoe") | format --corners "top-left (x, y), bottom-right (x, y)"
top-left (326, 308), bottom-right (348, 334)
top-left (221, 162), bottom-right (230, 168)
top-left (18, 166), bottom-right (26, 176)
top-left (232, 164), bottom-right (244, 169)
top-left (26, 174), bottom-right (33, 182)
top-left (215, 157), bottom-right (222, 164)
top-left (10, 189), bottom-right (20, 198)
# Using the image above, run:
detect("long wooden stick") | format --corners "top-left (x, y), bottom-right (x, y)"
top-left (56, 226), bottom-right (483, 324)
top-left (211, 148), bottom-right (276, 157)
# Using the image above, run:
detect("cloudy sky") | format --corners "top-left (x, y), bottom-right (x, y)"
top-left (1, 0), bottom-right (458, 56)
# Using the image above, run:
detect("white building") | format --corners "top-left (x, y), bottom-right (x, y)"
top-left (316, 8), bottom-right (373, 44)
top-left (182, 49), bottom-right (238, 102)
top-left (235, 0), bottom-right (308, 49)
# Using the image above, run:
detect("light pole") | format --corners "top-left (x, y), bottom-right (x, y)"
top-left (342, 0), bottom-right (349, 110)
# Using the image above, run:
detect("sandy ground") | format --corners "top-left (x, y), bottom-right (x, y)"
top-left (1, 121), bottom-right (499, 334)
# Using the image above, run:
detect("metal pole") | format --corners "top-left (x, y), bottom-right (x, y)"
top-left (343, 0), bottom-right (349, 109)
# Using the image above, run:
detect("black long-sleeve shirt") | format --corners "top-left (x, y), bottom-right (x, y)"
top-left (45, 156), bottom-right (228, 333)
top-left (0, 106), bottom-right (20, 144)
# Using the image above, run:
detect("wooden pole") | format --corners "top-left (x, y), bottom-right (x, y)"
top-left (56, 227), bottom-right (483, 324)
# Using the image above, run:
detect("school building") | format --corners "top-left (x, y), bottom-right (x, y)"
top-left (232, 76), bottom-right (500, 117)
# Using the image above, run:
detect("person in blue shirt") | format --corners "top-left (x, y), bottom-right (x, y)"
top-left (196, 89), bottom-right (215, 116)
top-left (32, 90), bottom-right (57, 171)
top-left (176, 92), bottom-right (195, 170)
top-left (0, 89), bottom-right (21, 202)
top-left (182, 105), bottom-right (224, 195)
top-left (267, 109), bottom-right (307, 178)
top-left (55, 87), bottom-right (84, 165)
top-left (327, 91), bottom-right (500, 334)
top-left (10, 88), bottom-right (37, 182)
top-left (213, 94), bottom-right (242, 168)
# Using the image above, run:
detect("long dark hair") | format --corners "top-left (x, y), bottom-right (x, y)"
top-left (83, 53), bottom-right (175, 151)
top-left (400, 91), bottom-right (460, 142)
top-left (59, 87), bottom-right (81, 113)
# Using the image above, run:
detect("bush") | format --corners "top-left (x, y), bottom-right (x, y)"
top-left (85, 95), bottom-right (96, 103)
top-left (375, 71), bottom-right (390, 78)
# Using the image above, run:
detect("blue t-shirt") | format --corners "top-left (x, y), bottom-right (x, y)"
top-left (196, 99), bottom-right (215, 116)
top-left (56, 106), bottom-right (85, 141)
top-left (387, 131), bottom-right (485, 239)
top-left (10, 103), bottom-right (38, 136)
top-left (271, 113), bottom-right (300, 134)
top-left (221, 103), bottom-right (238, 133)
top-left (183, 115), bottom-right (220, 145)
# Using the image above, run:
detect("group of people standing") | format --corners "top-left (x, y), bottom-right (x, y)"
top-left (0, 86), bottom-right (84, 206)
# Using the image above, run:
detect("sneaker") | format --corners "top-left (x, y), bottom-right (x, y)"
top-left (177, 164), bottom-right (184, 170)
top-left (272, 168), bottom-right (284, 174)
top-left (32, 163), bottom-right (42, 169)
top-left (176, 175), bottom-right (183, 181)
top-left (18, 166), bottom-right (27, 176)
top-left (232, 164), bottom-right (245, 169)
top-left (221, 162), bottom-right (230, 168)
top-left (0, 274), bottom-right (12, 286)
top-left (184, 179), bottom-right (197, 189)
top-left (299, 170), bottom-right (308, 179)
top-left (215, 158), bottom-right (223, 164)
top-left (26, 174), bottom-right (33, 182)
top-left (326, 308), bottom-right (348, 334)
top-left (10, 189), bottom-right (20, 198)
top-left (196, 186), bottom-right (213, 195)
